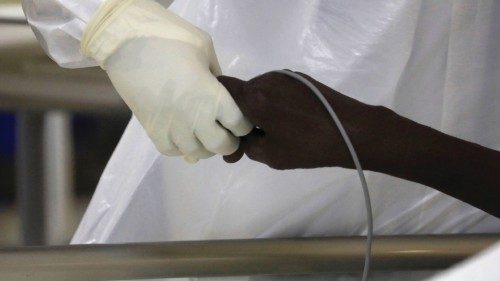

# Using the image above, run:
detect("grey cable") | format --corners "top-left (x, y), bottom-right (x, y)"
top-left (273, 70), bottom-right (373, 281)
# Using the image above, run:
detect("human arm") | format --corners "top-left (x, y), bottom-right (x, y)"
top-left (218, 72), bottom-right (500, 217)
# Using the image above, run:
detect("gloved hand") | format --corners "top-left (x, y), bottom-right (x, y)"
top-left (81, 0), bottom-right (252, 162)
top-left (218, 71), bottom-right (391, 170)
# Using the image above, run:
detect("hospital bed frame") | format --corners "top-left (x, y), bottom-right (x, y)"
top-left (1, 234), bottom-right (499, 280)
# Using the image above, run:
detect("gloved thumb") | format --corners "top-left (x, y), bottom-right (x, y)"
top-left (218, 75), bottom-right (262, 128)
top-left (217, 76), bottom-right (247, 112)
top-left (218, 75), bottom-right (253, 164)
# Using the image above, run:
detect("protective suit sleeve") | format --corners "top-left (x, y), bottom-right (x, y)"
top-left (21, 0), bottom-right (174, 68)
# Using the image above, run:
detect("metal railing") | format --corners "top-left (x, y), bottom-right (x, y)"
top-left (0, 18), bottom-right (26, 25)
top-left (1, 234), bottom-right (498, 280)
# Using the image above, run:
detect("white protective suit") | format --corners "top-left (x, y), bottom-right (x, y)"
top-left (23, 0), bottom-right (500, 280)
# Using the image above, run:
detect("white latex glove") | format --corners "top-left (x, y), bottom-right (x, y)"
top-left (81, 0), bottom-right (252, 162)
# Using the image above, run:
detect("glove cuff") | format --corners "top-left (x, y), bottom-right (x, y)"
top-left (81, 0), bottom-right (210, 69)
top-left (81, 0), bottom-right (134, 67)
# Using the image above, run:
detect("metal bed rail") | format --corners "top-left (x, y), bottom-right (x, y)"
top-left (1, 234), bottom-right (499, 280)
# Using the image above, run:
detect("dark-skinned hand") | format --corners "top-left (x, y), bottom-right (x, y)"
top-left (217, 71), bottom-right (500, 218)
top-left (217, 71), bottom-right (387, 170)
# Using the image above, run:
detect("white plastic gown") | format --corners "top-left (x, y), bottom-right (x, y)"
top-left (23, 0), bottom-right (500, 280)
top-left (21, 0), bottom-right (173, 67)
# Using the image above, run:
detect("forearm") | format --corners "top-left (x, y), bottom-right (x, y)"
top-left (219, 72), bottom-right (499, 217)
top-left (278, 75), bottom-right (499, 216)
top-left (368, 107), bottom-right (500, 217)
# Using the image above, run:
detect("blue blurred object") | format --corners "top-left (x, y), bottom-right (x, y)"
top-left (0, 113), bottom-right (15, 157)
top-left (0, 113), bottom-right (15, 204)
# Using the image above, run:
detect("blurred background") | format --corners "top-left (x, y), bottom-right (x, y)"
top-left (0, 0), bottom-right (131, 247)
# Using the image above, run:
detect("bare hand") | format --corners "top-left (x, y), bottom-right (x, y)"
top-left (218, 71), bottom-right (386, 170)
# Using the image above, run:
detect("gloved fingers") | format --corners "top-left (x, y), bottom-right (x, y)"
top-left (216, 83), bottom-right (253, 137)
top-left (184, 147), bottom-right (216, 163)
top-left (208, 47), bottom-right (223, 77)
top-left (151, 134), bottom-right (182, 157)
top-left (195, 119), bottom-right (239, 155)
top-left (184, 146), bottom-right (215, 163)
top-left (217, 76), bottom-right (260, 128)
top-left (218, 75), bottom-right (277, 129)
top-left (201, 35), bottom-right (222, 76)
top-left (170, 127), bottom-right (215, 163)
top-left (181, 144), bottom-right (215, 163)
